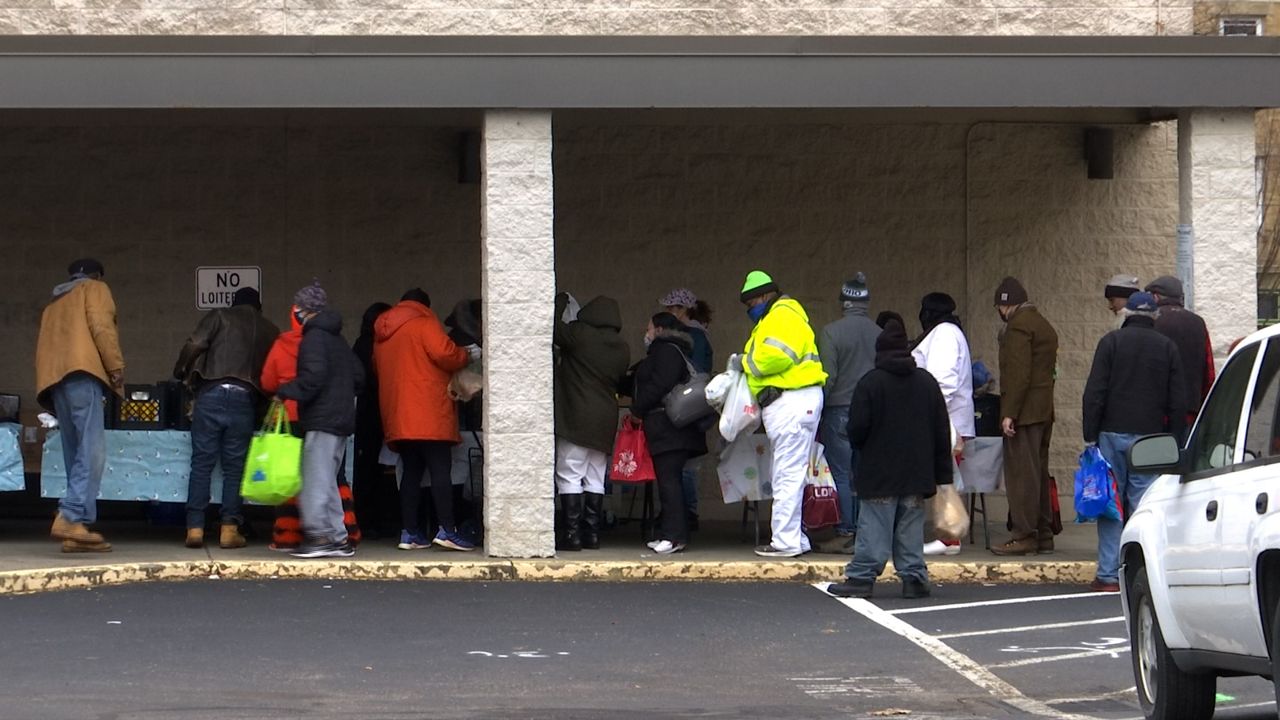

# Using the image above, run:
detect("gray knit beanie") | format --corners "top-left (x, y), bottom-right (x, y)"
top-left (293, 280), bottom-right (328, 313)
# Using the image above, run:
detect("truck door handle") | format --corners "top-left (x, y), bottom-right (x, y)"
top-left (1207, 501), bottom-right (1219, 521)
top-left (1259, 493), bottom-right (1270, 515)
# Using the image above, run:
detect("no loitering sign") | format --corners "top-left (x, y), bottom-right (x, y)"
top-left (196, 266), bottom-right (261, 310)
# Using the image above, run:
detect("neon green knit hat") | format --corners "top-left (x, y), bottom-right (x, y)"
top-left (740, 270), bottom-right (779, 303)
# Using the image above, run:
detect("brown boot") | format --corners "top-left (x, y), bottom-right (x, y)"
top-left (1037, 537), bottom-right (1055, 554)
top-left (219, 524), bottom-right (247, 549)
top-left (61, 538), bottom-right (112, 553)
top-left (185, 528), bottom-right (205, 549)
top-left (991, 537), bottom-right (1037, 556)
top-left (50, 513), bottom-right (105, 544)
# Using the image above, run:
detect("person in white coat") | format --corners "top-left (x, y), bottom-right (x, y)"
top-left (911, 292), bottom-right (973, 556)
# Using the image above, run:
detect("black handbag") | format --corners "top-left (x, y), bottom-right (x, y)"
top-left (663, 349), bottom-right (714, 429)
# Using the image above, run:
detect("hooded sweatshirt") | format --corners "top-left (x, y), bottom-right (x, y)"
top-left (35, 276), bottom-right (125, 410)
top-left (374, 300), bottom-right (469, 445)
top-left (554, 294), bottom-right (631, 454)
top-left (818, 301), bottom-right (880, 408)
top-left (846, 322), bottom-right (953, 499)
top-left (261, 312), bottom-right (304, 422)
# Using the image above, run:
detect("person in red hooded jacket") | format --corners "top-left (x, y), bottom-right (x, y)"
top-left (260, 298), bottom-right (361, 550)
top-left (374, 288), bottom-right (476, 551)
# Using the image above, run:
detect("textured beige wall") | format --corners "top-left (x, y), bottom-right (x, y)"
top-left (0, 122), bottom-right (481, 405)
top-left (554, 119), bottom-right (1180, 515)
top-left (0, 0), bottom-right (1193, 36)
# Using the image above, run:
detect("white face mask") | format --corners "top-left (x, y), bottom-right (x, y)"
top-left (643, 335), bottom-right (653, 349)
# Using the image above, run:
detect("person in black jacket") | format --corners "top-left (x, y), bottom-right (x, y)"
top-left (1145, 275), bottom-right (1214, 419)
top-left (631, 313), bottom-right (708, 555)
top-left (278, 293), bottom-right (365, 559)
top-left (352, 301), bottom-right (395, 539)
top-left (1082, 291), bottom-right (1186, 592)
top-left (829, 319), bottom-right (952, 600)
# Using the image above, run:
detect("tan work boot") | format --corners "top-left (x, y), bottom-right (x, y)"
top-left (990, 537), bottom-right (1038, 556)
top-left (50, 513), bottom-right (105, 544)
top-left (61, 538), bottom-right (112, 553)
top-left (185, 528), bottom-right (205, 549)
top-left (219, 524), bottom-right (247, 549)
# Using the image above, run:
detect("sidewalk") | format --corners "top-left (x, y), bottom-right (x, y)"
top-left (0, 516), bottom-right (1100, 596)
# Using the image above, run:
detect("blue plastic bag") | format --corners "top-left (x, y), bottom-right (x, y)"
top-left (1074, 446), bottom-right (1123, 523)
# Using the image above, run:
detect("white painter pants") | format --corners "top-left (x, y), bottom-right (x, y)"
top-left (555, 438), bottom-right (607, 495)
top-left (762, 386), bottom-right (824, 554)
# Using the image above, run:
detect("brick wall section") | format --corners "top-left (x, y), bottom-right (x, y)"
top-left (555, 119), bottom-right (1180, 514)
top-left (0, 121), bottom-right (480, 408)
top-left (1182, 109), bottom-right (1259, 354)
top-left (964, 123), bottom-right (1180, 487)
top-left (0, 1), bottom-right (1193, 36)
top-left (482, 110), bottom-right (556, 558)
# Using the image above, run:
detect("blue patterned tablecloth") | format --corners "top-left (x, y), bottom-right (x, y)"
top-left (0, 423), bottom-right (22, 492)
top-left (40, 429), bottom-right (353, 502)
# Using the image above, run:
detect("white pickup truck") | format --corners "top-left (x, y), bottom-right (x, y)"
top-left (1122, 324), bottom-right (1280, 720)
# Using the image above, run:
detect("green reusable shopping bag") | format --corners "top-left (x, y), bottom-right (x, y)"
top-left (239, 401), bottom-right (302, 505)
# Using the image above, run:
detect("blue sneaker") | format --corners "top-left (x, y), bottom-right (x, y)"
top-left (397, 531), bottom-right (432, 550)
top-left (432, 528), bottom-right (477, 552)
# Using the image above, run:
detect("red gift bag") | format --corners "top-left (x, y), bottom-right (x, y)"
top-left (802, 442), bottom-right (841, 531)
top-left (609, 415), bottom-right (656, 484)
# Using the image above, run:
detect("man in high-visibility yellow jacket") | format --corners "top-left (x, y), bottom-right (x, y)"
top-left (731, 270), bottom-right (827, 558)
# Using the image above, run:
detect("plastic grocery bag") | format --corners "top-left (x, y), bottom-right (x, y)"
top-left (717, 432), bottom-right (772, 503)
top-left (1073, 445), bottom-right (1123, 522)
top-left (933, 483), bottom-right (970, 541)
top-left (719, 371), bottom-right (761, 442)
top-left (609, 414), bottom-right (656, 484)
top-left (240, 400), bottom-right (303, 505)
top-left (704, 371), bottom-right (734, 413)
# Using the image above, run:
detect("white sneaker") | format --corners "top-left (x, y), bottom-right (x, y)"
top-left (650, 540), bottom-right (686, 555)
top-left (923, 540), bottom-right (961, 556)
top-left (646, 539), bottom-right (663, 550)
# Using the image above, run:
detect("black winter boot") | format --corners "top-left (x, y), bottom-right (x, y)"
top-left (582, 493), bottom-right (603, 550)
top-left (559, 494), bottom-right (583, 552)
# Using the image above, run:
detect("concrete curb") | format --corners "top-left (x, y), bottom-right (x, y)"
top-left (0, 557), bottom-right (1098, 596)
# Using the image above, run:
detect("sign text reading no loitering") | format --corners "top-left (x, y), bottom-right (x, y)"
top-left (196, 267), bottom-right (262, 310)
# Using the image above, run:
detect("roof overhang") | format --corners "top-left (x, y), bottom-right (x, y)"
top-left (1, 35), bottom-right (1279, 111)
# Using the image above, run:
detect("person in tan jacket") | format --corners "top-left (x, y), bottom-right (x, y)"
top-left (35, 259), bottom-right (124, 553)
top-left (990, 277), bottom-right (1059, 557)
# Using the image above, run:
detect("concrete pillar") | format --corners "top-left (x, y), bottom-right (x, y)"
top-left (481, 110), bottom-right (556, 558)
top-left (1178, 109), bottom-right (1258, 356)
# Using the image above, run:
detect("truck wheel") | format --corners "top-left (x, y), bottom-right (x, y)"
top-left (1129, 566), bottom-right (1216, 720)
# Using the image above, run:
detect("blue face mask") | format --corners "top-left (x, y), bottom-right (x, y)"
top-left (747, 303), bottom-right (769, 323)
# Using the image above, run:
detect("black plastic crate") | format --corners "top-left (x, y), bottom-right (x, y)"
top-left (108, 384), bottom-right (167, 430)
top-left (159, 380), bottom-right (192, 431)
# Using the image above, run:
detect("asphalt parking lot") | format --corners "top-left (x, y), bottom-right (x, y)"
top-left (0, 580), bottom-right (1274, 719)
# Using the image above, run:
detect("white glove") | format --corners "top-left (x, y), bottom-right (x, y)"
top-left (728, 354), bottom-right (745, 373)
top-left (465, 344), bottom-right (483, 362)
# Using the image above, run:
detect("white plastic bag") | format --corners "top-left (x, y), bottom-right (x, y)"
top-left (933, 484), bottom-right (970, 541)
top-left (561, 293), bottom-right (581, 323)
top-left (704, 371), bottom-right (734, 413)
top-left (719, 372), bottom-right (761, 442)
top-left (717, 432), bottom-right (773, 503)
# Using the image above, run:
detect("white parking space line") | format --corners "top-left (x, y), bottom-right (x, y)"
top-left (935, 616), bottom-right (1125, 640)
top-left (990, 647), bottom-right (1130, 669)
top-left (1043, 686), bottom-right (1137, 706)
top-left (815, 584), bottom-right (1097, 720)
top-left (888, 590), bottom-right (1121, 616)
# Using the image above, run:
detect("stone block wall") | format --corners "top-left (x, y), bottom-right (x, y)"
top-left (554, 118), bottom-right (1180, 514)
top-left (482, 110), bottom-right (556, 558)
top-left (0, 0), bottom-right (1193, 36)
top-left (0, 119), bottom-right (481, 406)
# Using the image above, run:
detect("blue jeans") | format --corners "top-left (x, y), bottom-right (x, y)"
top-left (186, 385), bottom-right (255, 529)
top-left (844, 495), bottom-right (927, 584)
top-left (820, 405), bottom-right (858, 534)
top-left (1096, 431), bottom-right (1156, 583)
top-left (52, 374), bottom-right (107, 524)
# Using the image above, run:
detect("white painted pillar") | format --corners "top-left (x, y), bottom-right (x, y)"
top-left (1178, 109), bottom-right (1258, 356)
top-left (481, 110), bottom-right (556, 558)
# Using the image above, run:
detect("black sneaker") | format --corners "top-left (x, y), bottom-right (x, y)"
top-left (902, 578), bottom-right (932, 599)
top-left (754, 544), bottom-right (802, 558)
top-left (291, 541), bottom-right (355, 559)
top-left (827, 580), bottom-right (874, 598)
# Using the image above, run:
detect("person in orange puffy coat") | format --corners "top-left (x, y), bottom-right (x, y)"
top-left (374, 288), bottom-right (475, 551)
top-left (259, 305), bottom-right (361, 550)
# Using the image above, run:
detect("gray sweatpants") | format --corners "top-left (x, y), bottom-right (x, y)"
top-left (300, 431), bottom-right (349, 545)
